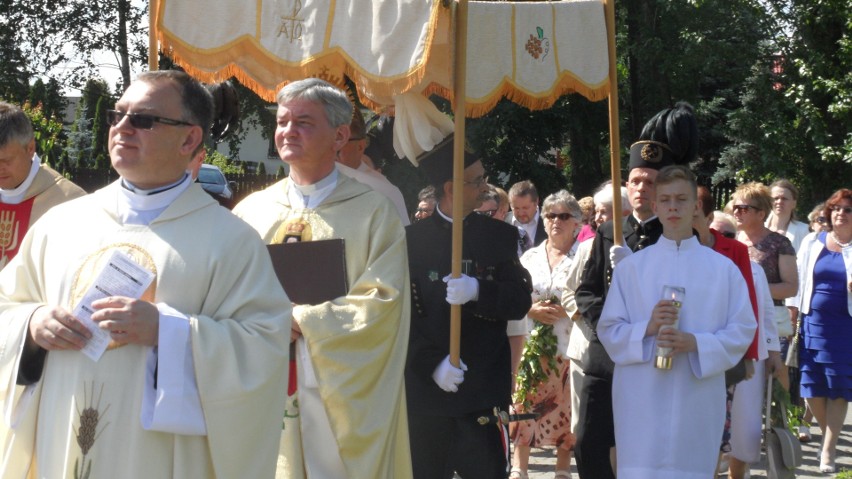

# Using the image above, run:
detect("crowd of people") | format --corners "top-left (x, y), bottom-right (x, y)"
top-left (0, 72), bottom-right (848, 479)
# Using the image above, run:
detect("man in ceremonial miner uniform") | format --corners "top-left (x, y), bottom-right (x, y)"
top-left (0, 70), bottom-right (293, 478)
top-left (573, 103), bottom-right (698, 479)
top-left (233, 78), bottom-right (412, 479)
top-left (0, 101), bottom-right (86, 268)
top-left (405, 135), bottom-right (532, 479)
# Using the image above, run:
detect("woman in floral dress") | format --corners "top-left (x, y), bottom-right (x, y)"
top-left (510, 190), bottom-right (581, 479)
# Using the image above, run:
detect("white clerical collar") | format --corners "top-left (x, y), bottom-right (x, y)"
top-left (0, 153), bottom-right (41, 204)
top-left (287, 169), bottom-right (338, 209)
top-left (117, 173), bottom-right (192, 225)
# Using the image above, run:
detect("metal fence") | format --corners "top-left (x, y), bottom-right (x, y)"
top-left (63, 166), bottom-right (283, 207)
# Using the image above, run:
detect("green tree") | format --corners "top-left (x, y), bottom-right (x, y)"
top-left (91, 95), bottom-right (113, 162)
top-left (2, 0), bottom-right (146, 92)
top-left (64, 105), bottom-right (93, 168)
top-left (28, 78), bottom-right (67, 121)
top-left (0, 21), bottom-right (31, 103)
top-left (720, 0), bottom-right (852, 208)
top-left (22, 102), bottom-right (64, 167)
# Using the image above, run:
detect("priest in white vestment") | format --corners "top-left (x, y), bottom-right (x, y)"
top-left (0, 71), bottom-right (292, 479)
top-left (233, 78), bottom-right (412, 479)
top-left (598, 166), bottom-right (755, 479)
top-left (0, 101), bottom-right (86, 268)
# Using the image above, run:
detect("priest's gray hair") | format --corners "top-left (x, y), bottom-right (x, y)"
top-left (276, 78), bottom-right (353, 129)
top-left (542, 189), bottom-right (582, 221)
top-left (0, 101), bottom-right (34, 147)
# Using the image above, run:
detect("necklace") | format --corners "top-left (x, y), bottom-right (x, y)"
top-left (831, 230), bottom-right (852, 248)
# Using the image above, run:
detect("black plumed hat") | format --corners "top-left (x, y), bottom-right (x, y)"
top-left (628, 102), bottom-right (698, 171)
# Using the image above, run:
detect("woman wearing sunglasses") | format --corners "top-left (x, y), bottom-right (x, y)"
top-left (789, 188), bottom-right (852, 473)
top-left (732, 182), bottom-right (798, 384)
top-left (509, 190), bottom-right (581, 479)
top-left (808, 202), bottom-right (829, 233)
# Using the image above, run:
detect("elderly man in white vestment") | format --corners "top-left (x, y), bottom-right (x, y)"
top-left (232, 78), bottom-right (412, 479)
top-left (597, 166), bottom-right (756, 479)
top-left (0, 101), bottom-right (86, 268)
top-left (0, 70), bottom-right (292, 478)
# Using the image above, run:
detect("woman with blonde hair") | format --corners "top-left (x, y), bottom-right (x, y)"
top-left (732, 182), bottom-right (798, 387)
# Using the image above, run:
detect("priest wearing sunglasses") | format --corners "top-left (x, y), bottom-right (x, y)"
top-left (0, 70), bottom-right (292, 478)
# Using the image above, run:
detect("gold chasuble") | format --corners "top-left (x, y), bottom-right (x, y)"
top-left (234, 174), bottom-right (413, 479)
top-left (0, 182), bottom-right (291, 478)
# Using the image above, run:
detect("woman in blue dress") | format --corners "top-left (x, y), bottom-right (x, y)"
top-left (792, 188), bottom-right (852, 473)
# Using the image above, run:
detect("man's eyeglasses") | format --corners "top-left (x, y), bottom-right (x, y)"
top-left (721, 231), bottom-right (736, 239)
top-left (544, 212), bottom-right (573, 221)
top-left (348, 136), bottom-right (366, 142)
top-left (476, 209), bottom-right (498, 217)
top-left (463, 175), bottom-right (488, 187)
top-left (106, 110), bottom-right (195, 130)
top-left (831, 205), bottom-right (852, 215)
top-left (732, 204), bottom-right (758, 214)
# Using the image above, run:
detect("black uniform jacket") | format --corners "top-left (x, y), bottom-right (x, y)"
top-left (405, 212), bottom-right (532, 417)
top-left (573, 215), bottom-right (663, 377)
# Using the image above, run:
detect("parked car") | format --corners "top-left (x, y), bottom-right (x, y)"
top-left (197, 164), bottom-right (235, 207)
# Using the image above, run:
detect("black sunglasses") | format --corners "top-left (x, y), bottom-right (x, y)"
top-left (732, 204), bottom-right (758, 214)
top-left (544, 212), bottom-right (573, 221)
top-left (476, 209), bottom-right (498, 217)
top-left (817, 216), bottom-right (828, 225)
top-left (106, 109), bottom-right (195, 130)
top-left (722, 231), bottom-right (736, 239)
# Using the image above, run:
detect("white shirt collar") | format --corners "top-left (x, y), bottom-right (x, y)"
top-left (632, 212), bottom-right (658, 226)
top-left (0, 153), bottom-right (41, 204)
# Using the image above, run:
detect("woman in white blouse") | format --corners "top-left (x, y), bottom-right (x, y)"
top-left (510, 190), bottom-right (581, 479)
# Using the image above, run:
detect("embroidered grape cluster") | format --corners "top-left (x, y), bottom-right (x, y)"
top-left (525, 34), bottom-right (544, 59)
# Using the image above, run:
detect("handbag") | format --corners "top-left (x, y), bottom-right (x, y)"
top-left (785, 314), bottom-right (801, 368)
top-left (764, 376), bottom-right (802, 479)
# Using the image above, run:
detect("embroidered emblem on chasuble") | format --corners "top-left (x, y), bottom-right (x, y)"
top-left (69, 243), bottom-right (158, 350)
top-left (272, 209), bottom-right (334, 245)
top-left (0, 197), bottom-right (36, 268)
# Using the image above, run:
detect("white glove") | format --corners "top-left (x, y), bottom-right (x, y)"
top-left (609, 244), bottom-right (633, 269)
top-left (443, 274), bottom-right (479, 305)
top-left (431, 355), bottom-right (468, 392)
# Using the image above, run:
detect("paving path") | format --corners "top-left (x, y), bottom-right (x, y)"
top-left (524, 406), bottom-right (852, 478)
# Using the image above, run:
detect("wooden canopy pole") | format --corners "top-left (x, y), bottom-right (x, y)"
top-left (449, 0), bottom-right (469, 368)
top-left (149, 0), bottom-right (159, 71)
top-left (604, 0), bottom-right (622, 245)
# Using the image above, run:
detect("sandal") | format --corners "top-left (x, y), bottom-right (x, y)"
top-left (554, 471), bottom-right (572, 479)
top-left (508, 469), bottom-right (528, 479)
top-left (797, 424), bottom-right (812, 442)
